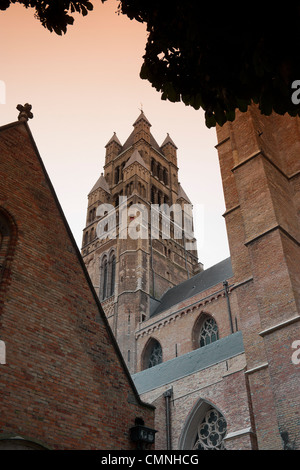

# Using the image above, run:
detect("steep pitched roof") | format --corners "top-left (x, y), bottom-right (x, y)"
top-left (124, 149), bottom-right (148, 170)
top-left (133, 110), bottom-right (152, 127)
top-left (150, 257), bottom-right (233, 317)
top-left (0, 119), bottom-right (154, 442)
top-left (121, 129), bottom-right (162, 154)
top-left (121, 111), bottom-right (162, 154)
top-left (161, 133), bottom-right (177, 149)
top-left (89, 173), bottom-right (110, 195)
top-left (132, 331), bottom-right (244, 394)
top-left (177, 183), bottom-right (191, 204)
top-left (105, 132), bottom-right (122, 148)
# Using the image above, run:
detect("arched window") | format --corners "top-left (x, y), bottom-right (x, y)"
top-left (114, 166), bottom-right (120, 185)
top-left (109, 253), bottom-right (116, 296)
top-left (163, 168), bottom-right (169, 185)
top-left (193, 407), bottom-right (227, 450)
top-left (101, 256), bottom-right (108, 300)
top-left (199, 317), bottom-right (219, 347)
top-left (90, 227), bottom-right (95, 242)
top-left (142, 338), bottom-right (163, 370)
top-left (179, 399), bottom-right (227, 450)
top-left (192, 314), bottom-right (219, 350)
top-left (0, 437), bottom-right (48, 450)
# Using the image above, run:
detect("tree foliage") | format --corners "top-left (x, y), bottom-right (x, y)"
top-left (116, 1), bottom-right (300, 127)
top-left (2, 1), bottom-right (300, 127)
top-left (0, 0), bottom-right (93, 35)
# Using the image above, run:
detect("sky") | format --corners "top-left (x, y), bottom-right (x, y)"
top-left (0, 0), bottom-right (230, 269)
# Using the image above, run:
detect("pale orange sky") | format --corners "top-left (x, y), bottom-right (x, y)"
top-left (0, 0), bottom-right (229, 269)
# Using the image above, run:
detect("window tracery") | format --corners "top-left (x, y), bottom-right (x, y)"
top-left (193, 408), bottom-right (227, 450)
top-left (148, 340), bottom-right (162, 368)
top-left (100, 251), bottom-right (116, 300)
top-left (142, 338), bottom-right (163, 370)
top-left (199, 317), bottom-right (219, 347)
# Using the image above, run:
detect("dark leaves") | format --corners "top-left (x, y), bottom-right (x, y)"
top-left (117, 1), bottom-right (300, 127)
top-left (2, 1), bottom-right (95, 35)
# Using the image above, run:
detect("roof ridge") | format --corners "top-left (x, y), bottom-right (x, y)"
top-left (124, 149), bottom-right (148, 170)
top-left (88, 172), bottom-right (110, 195)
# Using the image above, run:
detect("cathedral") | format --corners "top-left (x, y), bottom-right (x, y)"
top-left (82, 107), bottom-right (300, 450)
top-left (0, 104), bottom-right (299, 451)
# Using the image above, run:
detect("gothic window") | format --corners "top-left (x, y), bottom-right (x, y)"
top-left (193, 408), bottom-right (227, 450)
top-left (114, 166), bottom-right (120, 185)
top-left (179, 399), bottom-right (227, 450)
top-left (151, 186), bottom-right (156, 204)
top-left (151, 158), bottom-right (156, 176)
top-left (109, 253), bottom-right (116, 296)
top-left (192, 314), bottom-right (219, 351)
top-left (157, 191), bottom-right (162, 206)
top-left (142, 338), bottom-right (163, 370)
top-left (199, 317), bottom-right (219, 347)
top-left (148, 341), bottom-right (162, 368)
top-left (100, 252), bottom-right (116, 301)
top-left (90, 227), bottom-right (95, 242)
top-left (163, 168), bottom-right (169, 185)
top-left (157, 163), bottom-right (161, 180)
top-left (101, 256), bottom-right (108, 300)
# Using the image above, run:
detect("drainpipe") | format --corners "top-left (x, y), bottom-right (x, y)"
top-left (223, 280), bottom-right (234, 334)
top-left (163, 388), bottom-right (173, 450)
top-left (150, 235), bottom-right (155, 296)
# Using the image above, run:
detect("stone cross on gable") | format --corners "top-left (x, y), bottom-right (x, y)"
top-left (17, 103), bottom-right (33, 122)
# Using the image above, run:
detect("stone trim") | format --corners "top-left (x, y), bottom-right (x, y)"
top-left (244, 224), bottom-right (300, 247)
top-left (244, 363), bottom-right (269, 375)
top-left (136, 287), bottom-right (228, 338)
top-left (224, 427), bottom-right (253, 441)
top-left (259, 315), bottom-right (300, 337)
top-left (222, 204), bottom-right (240, 218)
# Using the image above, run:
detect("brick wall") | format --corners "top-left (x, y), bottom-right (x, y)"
top-left (216, 106), bottom-right (300, 450)
top-left (136, 280), bottom-right (239, 372)
top-left (0, 122), bottom-right (154, 450)
top-left (139, 353), bottom-right (254, 450)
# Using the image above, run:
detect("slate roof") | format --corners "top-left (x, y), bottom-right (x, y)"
top-left (150, 257), bottom-right (233, 317)
top-left (124, 149), bottom-right (148, 170)
top-left (88, 173), bottom-right (110, 195)
top-left (121, 129), bottom-right (162, 154)
top-left (133, 110), bottom-right (152, 127)
top-left (177, 183), bottom-right (191, 204)
top-left (132, 331), bottom-right (244, 394)
top-left (161, 133), bottom-right (177, 149)
top-left (105, 132), bottom-right (122, 148)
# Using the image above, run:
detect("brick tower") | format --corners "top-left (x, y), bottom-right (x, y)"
top-left (216, 105), bottom-right (300, 450)
top-left (82, 111), bottom-right (201, 373)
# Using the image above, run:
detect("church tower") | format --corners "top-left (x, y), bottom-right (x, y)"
top-left (81, 111), bottom-right (201, 373)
